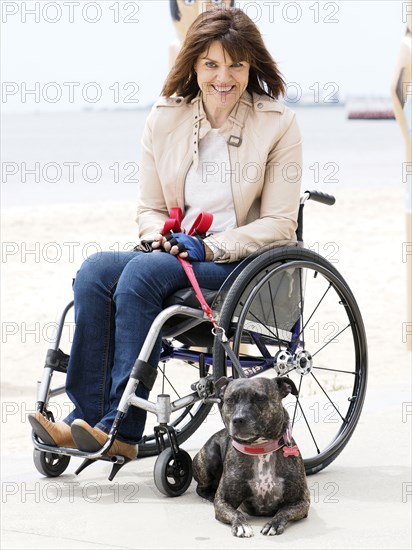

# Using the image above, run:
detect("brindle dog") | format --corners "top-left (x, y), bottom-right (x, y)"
top-left (193, 377), bottom-right (310, 537)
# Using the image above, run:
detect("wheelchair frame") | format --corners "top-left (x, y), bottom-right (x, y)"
top-left (32, 191), bottom-right (368, 495)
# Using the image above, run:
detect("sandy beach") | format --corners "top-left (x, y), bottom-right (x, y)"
top-left (1, 107), bottom-right (411, 549)
top-left (2, 108), bottom-right (411, 398)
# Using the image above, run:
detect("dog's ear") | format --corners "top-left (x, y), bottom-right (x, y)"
top-left (274, 377), bottom-right (299, 398)
top-left (214, 376), bottom-right (232, 399)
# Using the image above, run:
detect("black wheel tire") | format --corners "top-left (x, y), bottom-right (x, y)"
top-left (212, 247), bottom-right (368, 475)
top-left (154, 448), bottom-right (193, 497)
top-left (33, 449), bottom-right (71, 477)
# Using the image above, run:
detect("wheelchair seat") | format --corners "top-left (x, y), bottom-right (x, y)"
top-left (163, 287), bottom-right (217, 310)
top-left (162, 288), bottom-right (218, 347)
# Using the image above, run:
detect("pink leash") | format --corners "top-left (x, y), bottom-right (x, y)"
top-left (161, 209), bottom-right (218, 328)
top-left (161, 209), bottom-right (244, 377)
top-left (160, 208), bottom-right (213, 239)
top-left (177, 257), bottom-right (218, 329)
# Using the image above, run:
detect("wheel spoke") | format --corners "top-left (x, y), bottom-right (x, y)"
top-left (294, 393), bottom-right (321, 455)
top-left (298, 268), bottom-right (305, 345)
top-left (291, 375), bottom-right (304, 426)
top-left (309, 371), bottom-right (348, 423)
top-left (245, 308), bottom-right (280, 341)
top-left (312, 365), bottom-right (357, 375)
top-left (310, 323), bottom-right (351, 357)
top-left (158, 364), bottom-right (183, 400)
top-left (267, 277), bottom-right (282, 351)
top-left (295, 281), bottom-right (332, 345)
top-left (139, 359), bottom-right (211, 457)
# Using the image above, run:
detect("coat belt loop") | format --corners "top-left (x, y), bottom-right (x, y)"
top-left (226, 98), bottom-right (250, 148)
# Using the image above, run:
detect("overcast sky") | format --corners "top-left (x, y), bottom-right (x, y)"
top-left (1, 0), bottom-right (409, 112)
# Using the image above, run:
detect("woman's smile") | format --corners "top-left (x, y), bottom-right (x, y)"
top-left (194, 40), bottom-right (250, 123)
top-left (211, 84), bottom-right (236, 95)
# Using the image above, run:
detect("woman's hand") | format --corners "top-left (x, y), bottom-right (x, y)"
top-left (151, 233), bottom-right (213, 261)
top-left (151, 233), bottom-right (166, 253)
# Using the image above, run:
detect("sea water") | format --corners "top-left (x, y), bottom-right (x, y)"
top-left (1, 106), bottom-right (406, 208)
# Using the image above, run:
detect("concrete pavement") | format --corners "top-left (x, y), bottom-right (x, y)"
top-left (2, 380), bottom-right (411, 550)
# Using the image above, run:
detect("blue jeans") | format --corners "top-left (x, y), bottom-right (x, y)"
top-left (64, 250), bottom-right (239, 444)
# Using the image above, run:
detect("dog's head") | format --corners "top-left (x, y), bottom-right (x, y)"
top-left (215, 376), bottom-right (298, 444)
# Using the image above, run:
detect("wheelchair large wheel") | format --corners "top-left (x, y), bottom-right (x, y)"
top-left (137, 360), bottom-right (213, 458)
top-left (213, 247), bottom-right (368, 475)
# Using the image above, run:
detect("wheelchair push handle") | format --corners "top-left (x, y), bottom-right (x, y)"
top-left (302, 190), bottom-right (336, 206)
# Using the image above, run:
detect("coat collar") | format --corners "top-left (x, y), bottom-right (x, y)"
top-left (190, 90), bottom-right (253, 169)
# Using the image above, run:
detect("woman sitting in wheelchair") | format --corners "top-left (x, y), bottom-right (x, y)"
top-left (29, 7), bottom-right (302, 460)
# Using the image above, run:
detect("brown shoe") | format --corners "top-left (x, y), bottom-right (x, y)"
top-left (28, 412), bottom-right (76, 448)
top-left (71, 419), bottom-right (138, 460)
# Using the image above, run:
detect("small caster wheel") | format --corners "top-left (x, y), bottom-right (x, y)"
top-left (33, 449), bottom-right (70, 477)
top-left (154, 448), bottom-right (192, 497)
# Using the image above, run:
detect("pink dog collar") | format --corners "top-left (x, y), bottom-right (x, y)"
top-left (231, 436), bottom-right (285, 456)
top-left (231, 423), bottom-right (299, 457)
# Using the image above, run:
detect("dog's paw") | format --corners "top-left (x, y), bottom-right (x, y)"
top-left (232, 521), bottom-right (254, 538)
top-left (261, 522), bottom-right (285, 536)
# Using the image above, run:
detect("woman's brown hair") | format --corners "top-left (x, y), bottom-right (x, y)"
top-left (162, 7), bottom-right (286, 102)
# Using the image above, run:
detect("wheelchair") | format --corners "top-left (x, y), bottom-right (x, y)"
top-left (32, 190), bottom-right (368, 496)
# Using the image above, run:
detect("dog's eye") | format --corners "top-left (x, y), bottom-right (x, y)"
top-left (255, 394), bottom-right (267, 403)
top-left (224, 397), bottom-right (235, 405)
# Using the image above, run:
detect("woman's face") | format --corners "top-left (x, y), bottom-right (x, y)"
top-left (194, 41), bottom-right (250, 113)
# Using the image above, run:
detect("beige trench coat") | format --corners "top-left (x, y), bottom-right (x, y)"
top-left (136, 91), bottom-right (302, 263)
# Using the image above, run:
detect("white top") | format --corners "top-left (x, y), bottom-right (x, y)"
top-left (182, 129), bottom-right (237, 233)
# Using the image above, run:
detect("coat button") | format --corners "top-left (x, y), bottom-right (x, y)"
top-left (257, 102), bottom-right (263, 109)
